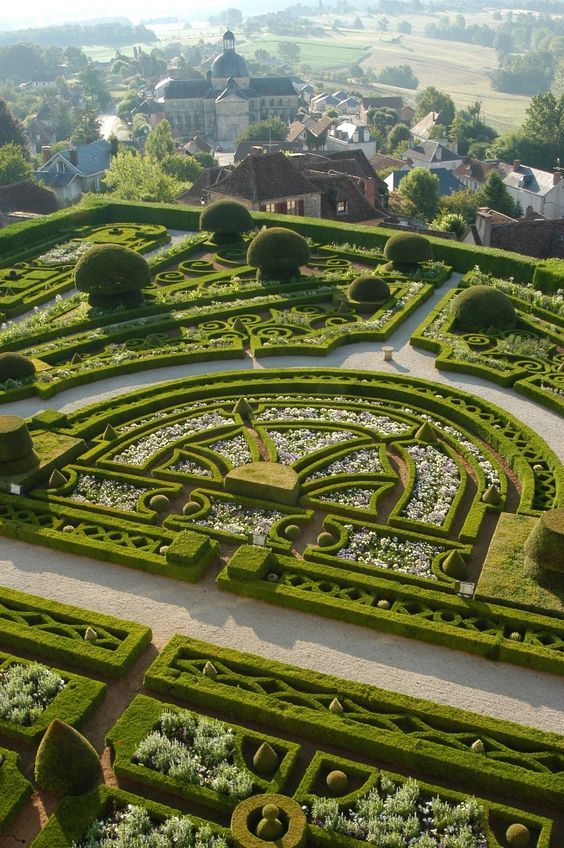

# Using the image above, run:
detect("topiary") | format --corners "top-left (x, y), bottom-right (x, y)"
top-left (347, 275), bottom-right (390, 305)
top-left (200, 200), bottom-right (254, 244)
top-left (532, 258), bottom-right (564, 294)
top-left (524, 508), bottom-right (564, 576)
top-left (326, 769), bottom-right (349, 795)
top-left (0, 352), bottom-right (36, 383)
top-left (34, 719), bottom-right (101, 795)
top-left (317, 531), bottom-right (335, 547)
top-left (149, 494), bottom-right (170, 513)
top-left (285, 524), bottom-right (301, 541)
top-left (383, 232), bottom-right (433, 271)
top-left (0, 415), bottom-right (38, 475)
top-left (442, 550), bottom-right (467, 579)
top-left (505, 823), bottom-right (530, 848)
top-left (183, 500), bottom-right (200, 516)
top-left (74, 244), bottom-right (151, 308)
top-left (247, 227), bottom-right (310, 282)
top-left (256, 804), bottom-right (284, 841)
top-left (451, 286), bottom-right (516, 332)
top-left (482, 485), bottom-right (501, 505)
top-left (253, 742), bottom-right (279, 775)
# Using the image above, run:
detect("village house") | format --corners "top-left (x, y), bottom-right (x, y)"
top-left (34, 139), bottom-right (113, 205)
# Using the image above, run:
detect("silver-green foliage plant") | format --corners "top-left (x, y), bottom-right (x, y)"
top-left (0, 662), bottom-right (65, 726)
top-left (310, 775), bottom-right (487, 848)
top-left (72, 803), bottom-right (228, 848)
top-left (133, 709), bottom-right (253, 799)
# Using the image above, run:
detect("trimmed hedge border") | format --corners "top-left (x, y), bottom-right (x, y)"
top-left (0, 651), bottom-right (106, 743)
top-left (0, 586), bottom-right (151, 678)
top-left (144, 636), bottom-right (564, 811)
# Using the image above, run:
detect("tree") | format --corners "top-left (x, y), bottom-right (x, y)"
top-left (431, 212), bottom-right (466, 237)
top-left (376, 65), bottom-right (418, 89)
top-left (387, 123), bottom-right (411, 149)
top-left (103, 149), bottom-right (184, 202)
top-left (397, 168), bottom-right (440, 221)
top-left (474, 171), bottom-right (518, 217)
top-left (51, 99), bottom-right (75, 142)
top-left (397, 21), bottom-right (412, 34)
top-left (377, 16), bottom-right (389, 32)
top-left (79, 64), bottom-right (111, 110)
top-left (131, 113), bottom-right (150, 140)
top-left (161, 153), bottom-right (203, 183)
top-left (0, 143), bottom-right (32, 186)
top-left (489, 130), bottom-right (559, 173)
top-left (145, 119), bottom-right (175, 160)
top-left (522, 91), bottom-right (564, 143)
top-left (70, 110), bottom-right (101, 146)
top-left (278, 42), bottom-right (301, 64)
top-left (237, 116), bottom-right (286, 144)
top-left (415, 87), bottom-right (455, 126)
top-left (0, 97), bottom-right (27, 149)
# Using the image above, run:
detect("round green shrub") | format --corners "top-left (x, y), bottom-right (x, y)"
top-left (0, 352), bottom-right (36, 383)
top-left (0, 415), bottom-right (34, 462)
top-left (285, 524), bottom-right (301, 541)
top-left (247, 227), bottom-right (310, 281)
top-left (347, 275), bottom-right (391, 304)
top-left (505, 823), bottom-right (530, 848)
top-left (326, 769), bottom-right (349, 795)
top-left (383, 232), bottom-right (433, 270)
top-left (256, 804), bottom-right (284, 841)
top-left (317, 531), bottom-right (335, 547)
top-left (200, 200), bottom-right (254, 244)
top-left (149, 494), bottom-right (170, 513)
top-left (524, 508), bottom-right (564, 575)
top-left (74, 243), bottom-right (151, 308)
top-left (34, 718), bottom-right (101, 795)
top-left (451, 286), bottom-right (517, 332)
top-left (532, 258), bottom-right (564, 294)
top-left (183, 500), bottom-right (200, 515)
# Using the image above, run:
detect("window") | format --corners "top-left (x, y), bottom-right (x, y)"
top-left (337, 200), bottom-right (348, 214)
top-left (287, 199), bottom-right (297, 214)
top-left (264, 202), bottom-right (276, 212)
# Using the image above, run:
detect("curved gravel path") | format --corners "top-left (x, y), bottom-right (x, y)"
top-left (1, 274), bottom-right (563, 735)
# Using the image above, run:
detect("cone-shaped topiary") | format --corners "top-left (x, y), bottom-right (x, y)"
top-left (415, 422), bottom-right (438, 442)
top-left (71, 352), bottom-right (82, 364)
top-left (505, 823), bottom-right (530, 848)
top-left (84, 627), bottom-right (97, 642)
top-left (524, 508), bottom-right (564, 575)
top-left (329, 698), bottom-right (344, 714)
top-left (149, 494), bottom-right (170, 513)
top-left (347, 275), bottom-right (391, 304)
top-left (442, 550), bottom-right (467, 579)
top-left (0, 352), bottom-right (36, 382)
top-left (75, 244), bottom-right (151, 308)
top-left (482, 485), bottom-right (501, 505)
top-left (233, 397), bottom-right (254, 420)
top-left (326, 770), bottom-right (349, 795)
top-left (103, 424), bottom-right (118, 441)
top-left (247, 227), bottom-right (310, 282)
top-left (451, 286), bottom-right (516, 332)
top-left (34, 718), bottom-right (101, 795)
top-left (203, 661), bottom-right (217, 678)
top-left (200, 200), bottom-right (254, 244)
top-left (383, 232), bottom-right (433, 271)
top-left (48, 469), bottom-right (67, 488)
top-left (0, 415), bottom-right (38, 475)
top-left (470, 739), bottom-right (485, 753)
top-left (253, 741), bottom-right (279, 775)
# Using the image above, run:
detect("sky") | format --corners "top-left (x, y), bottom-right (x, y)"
top-left (0, 2), bottom-right (232, 28)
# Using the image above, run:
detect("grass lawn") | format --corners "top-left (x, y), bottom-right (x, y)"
top-left (477, 513), bottom-right (564, 616)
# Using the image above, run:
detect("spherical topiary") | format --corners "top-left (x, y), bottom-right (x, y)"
top-left (247, 227), bottom-right (310, 282)
top-left (0, 415), bottom-right (38, 474)
top-left (285, 524), bottom-right (301, 541)
top-left (231, 794), bottom-right (306, 848)
top-left (317, 531), bottom-right (335, 547)
top-left (0, 352), bottom-right (36, 383)
top-left (34, 719), bottom-right (101, 795)
top-left (256, 804), bottom-right (285, 841)
top-left (347, 275), bottom-right (391, 305)
top-left (149, 494), bottom-right (170, 513)
top-left (200, 200), bottom-right (254, 244)
top-left (326, 770), bottom-right (349, 795)
top-left (74, 243), bottom-right (151, 308)
top-left (383, 232), bottom-right (433, 271)
top-left (524, 508), bottom-right (564, 576)
top-left (451, 286), bottom-right (517, 332)
top-left (183, 500), bottom-right (200, 516)
top-left (505, 823), bottom-right (530, 848)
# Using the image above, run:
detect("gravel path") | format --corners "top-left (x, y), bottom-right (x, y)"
top-left (2, 274), bottom-right (563, 735)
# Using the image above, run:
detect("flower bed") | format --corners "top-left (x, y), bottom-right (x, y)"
top-left (0, 661), bottom-right (64, 726)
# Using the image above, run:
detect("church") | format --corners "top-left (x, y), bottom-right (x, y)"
top-left (146, 31), bottom-right (300, 144)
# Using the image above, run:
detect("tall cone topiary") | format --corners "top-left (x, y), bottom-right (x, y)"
top-left (35, 718), bottom-right (101, 795)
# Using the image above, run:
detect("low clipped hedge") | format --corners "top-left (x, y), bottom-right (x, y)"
top-left (107, 694), bottom-right (300, 813)
top-left (145, 636), bottom-right (564, 810)
top-left (533, 258), bottom-right (564, 294)
top-left (0, 652), bottom-right (106, 743)
top-left (0, 585), bottom-right (151, 678)
top-left (0, 746), bottom-right (32, 831)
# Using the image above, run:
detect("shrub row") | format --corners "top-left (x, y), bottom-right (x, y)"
top-left (0, 746), bottom-right (32, 832)
top-left (0, 585), bottom-right (151, 678)
top-left (144, 636), bottom-right (564, 809)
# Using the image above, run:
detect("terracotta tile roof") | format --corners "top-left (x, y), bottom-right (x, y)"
top-left (369, 153), bottom-right (406, 172)
top-left (304, 170), bottom-right (386, 222)
top-left (211, 152), bottom-right (318, 202)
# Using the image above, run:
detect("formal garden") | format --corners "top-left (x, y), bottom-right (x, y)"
top-left (0, 198), bottom-right (561, 847)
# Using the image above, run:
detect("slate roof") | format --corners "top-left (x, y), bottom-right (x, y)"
top-left (403, 141), bottom-right (461, 166)
top-left (503, 164), bottom-right (558, 197)
top-left (211, 152), bottom-right (318, 202)
top-left (156, 75), bottom-right (297, 101)
top-left (370, 153), bottom-right (406, 172)
top-left (234, 141), bottom-right (301, 164)
top-left (0, 180), bottom-right (59, 214)
top-left (61, 140), bottom-right (111, 175)
top-left (360, 96), bottom-right (404, 111)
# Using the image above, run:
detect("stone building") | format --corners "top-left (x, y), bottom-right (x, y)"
top-left (145, 31), bottom-right (299, 144)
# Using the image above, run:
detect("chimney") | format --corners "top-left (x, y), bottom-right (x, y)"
top-left (512, 159), bottom-right (521, 171)
top-left (553, 172), bottom-right (562, 185)
top-left (110, 136), bottom-right (119, 156)
top-left (41, 145), bottom-right (51, 163)
top-left (69, 148), bottom-right (78, 167)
